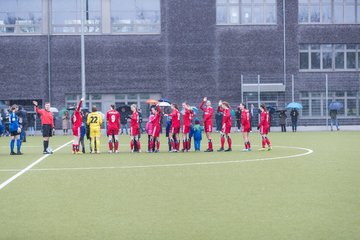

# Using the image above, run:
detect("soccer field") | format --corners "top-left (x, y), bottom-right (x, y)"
top-left (0, 131), bottom-right (359, 240)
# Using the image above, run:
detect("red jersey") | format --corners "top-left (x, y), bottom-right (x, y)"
top-left (152, 106), bottom-right (161, 127)
top-left (130, 111), bottom-right (139, 129)
top-left (169, 108), bottom-right (180, 128)
top-left (241, 109), bottom-right (251, 129)
top-left (220, 108), bottom-right (232, 126)
top-left (71, 100), bottom-right (83, 128)
top-left (182, 108), bottom-right (193, 127)
top-left (260, 111), bottom-right (270, 129)
top-left (106, 109), bottom-right (120, 129)
top-left (35, 106), bottom-right (54, 128)
top-left (200, 101), bottom-right (213, 125)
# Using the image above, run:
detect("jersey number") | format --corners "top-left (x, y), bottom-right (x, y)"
top-left (90, 116), bottom-right (98, 124)
top-left (111, 115), bottom-right (116, 123)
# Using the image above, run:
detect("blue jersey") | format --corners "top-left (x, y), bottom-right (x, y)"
top-left (9, 112), bottom-right (19, 132)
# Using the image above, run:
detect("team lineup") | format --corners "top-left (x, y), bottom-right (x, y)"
top-left (8, 98), bottom-right (272, 155)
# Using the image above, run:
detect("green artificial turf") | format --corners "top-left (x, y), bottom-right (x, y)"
top-left (0, 131), bottom-right (359, 240)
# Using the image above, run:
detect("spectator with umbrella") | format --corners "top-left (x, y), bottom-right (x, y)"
top-left (329, 101), bottom-right (342, 131)
top-left (290, 108), bottom-right (299, 132)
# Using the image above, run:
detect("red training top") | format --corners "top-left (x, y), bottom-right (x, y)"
top-left (107, 109), bottom-right (121, 129)
top-left (72, 100), bottom-right (83, 128)
top-left (200, 101), bottom-right (213, 125)
top-left (169, 108), bottom-right (180, 128)
top-left (241, 109), bottom-right (251, 129)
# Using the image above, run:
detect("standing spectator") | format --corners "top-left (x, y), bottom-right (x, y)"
top-left (120, 107), bottom-right (129, 135)
top-left (0, 114), bottom-right (3, 137)
top-left (290, 108), bottom-right (299, 132)
top-left (9, 105), bottom-right (22, 155)
top-left (193, 118), bottom-right (204, 151)
top-left (33, 101), bottom-right (54, 154)
top-left (62, 111), bottom-right (70, 135)
top-left (330, 109), bottom-right (340, 131)
top-left (27, 113), bottom-right (35, 136)
top-left (215, 104), bottom-right (223, 132)
top-left (17, 106), bottom-right (27, 142)
top-left (235, 107), bottom-right (241, 132)
top-left (279, 110), bottom-right (287, 132)
top-left (138, 109), bottom-right (145, 134)
top-left (250, 104), bottom-right (255, 131)
top-left (165, 115), bottom-right (173, 152)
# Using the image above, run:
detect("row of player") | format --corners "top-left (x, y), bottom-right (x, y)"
top-left (7, 98), bottom-right (271, 155)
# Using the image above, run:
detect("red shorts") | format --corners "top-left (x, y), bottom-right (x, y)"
top-left (107, 127), bottom-right (119, 136)
top-left (204, 124), bottom-right (213, 133)
top-left (260, 126), bottom-right (269, 135)
top-left (152, 125), bottom-right (161, 138)
top-left (242, 126), bottom-right (251, 133)
top-left (72, 126), bottom-right (80, 137)
top-left (130, 126), bottom-right (140, 136)
top-left (221, 124), bottom-right (231, 134)
top-left (171, 126), bottom-right (180, 134)
top-left (182, 125), bottom-right (190, 134)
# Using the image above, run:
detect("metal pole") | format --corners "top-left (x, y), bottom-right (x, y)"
top-left (325, 74), bottom-right (328, 127)
top-left (47, 0), bottom-right (51, 102)
top-left (81, 0), bottom-right (86, 105)
top-left (292, 74), bottom-right (294, 102)
top-left (283, 0), bottom-right (286, 85)
top-left (241, 74), bottom-right (243, 103)
top-left (257, 75), bottom-right (261, 107)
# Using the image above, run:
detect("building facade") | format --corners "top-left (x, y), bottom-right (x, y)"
top-left (0, 0), bottom-right (359, 125)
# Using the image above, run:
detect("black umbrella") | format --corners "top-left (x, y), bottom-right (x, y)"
top-left (158, 98), bottom-right (171, 104)
top-left (116, 105), bottom-right (132, 116)
top-left (266, 106), bottom-right (276, 114)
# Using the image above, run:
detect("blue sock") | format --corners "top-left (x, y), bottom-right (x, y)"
top-left (17, 139), bottom-right (21, 152)
top-left (10, 139), bottom-right (15, 152)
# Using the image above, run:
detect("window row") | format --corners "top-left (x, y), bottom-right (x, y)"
top-left (216, 0), bottom-right (277, 25)
top-left (0, 0), bottom-right (161, 34)
top-left (299, 0), bottom-right (360, 24)
top-left (299, 44), bottom-right (360, 71)
top-left (300, 91), bottom-right (360, 117)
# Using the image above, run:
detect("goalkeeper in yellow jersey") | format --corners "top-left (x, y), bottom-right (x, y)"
top-left (86, 105), bottom-right (103, 153)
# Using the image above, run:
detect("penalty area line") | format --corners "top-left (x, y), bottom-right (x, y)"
top-left (0, 140), bottom-right (72, 191)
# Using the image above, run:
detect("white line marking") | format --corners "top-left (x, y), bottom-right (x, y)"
top-left (0, 146), bottom-right (313, 173)
top-left (0, 141), bottom-right (72, 190)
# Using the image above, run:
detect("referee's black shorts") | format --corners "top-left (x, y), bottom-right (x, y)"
top-left (42, 124), bottom-right (53, 137)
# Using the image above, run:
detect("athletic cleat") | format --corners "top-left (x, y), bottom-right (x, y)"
top-left (204, 149), bottom-right (213, 152)
top-left (91, 151), bottom-right (96, 154)
top-left (242, 149), bottom-right (249, 152)
top-left (115, 150), bottom-right (119, 154)
top-left (96, 151), bottom-right (101, 154)
top-left (17, 151), bottom-right (23, 155)
top-left (248, 148), bottom-right (252, 151)
top-left (72, 151), bottom-right (76, 154)
top-left (10, 151), bottom-right (16, 155)
top-left (267, 146), bottom-right (272, 151)
top-left (154, 150), bottom-right (159, 153)
top-left (109, 150), bottom-right (113, 154)
top-left (224, 148), bottom-right (232, 152)
top-left (217, 148), bottom-right (224, 152)
top-left (258, 148), bottom-right (266, 151)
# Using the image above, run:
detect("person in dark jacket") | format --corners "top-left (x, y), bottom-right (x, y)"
top-left (17, 105), bottom-right (28, 142)
top-left (279, 110), bottom-right (287, 132)
top-left (235, 107), bottom-right (241, 132)
top-left (290, 108), bottom-right (299, 132)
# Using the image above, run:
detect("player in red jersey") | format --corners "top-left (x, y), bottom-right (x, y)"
top-left (239, 103), bottom-right (251, 151)
top-left (258, 103), bottom-right (272, 151)
top-left (130, 104), bottom-right (141, 152)
top-left (149, 104), bottom-right (161, 153)
top-left (106, 104), bottom-right (121, 153)
top-left (181, 102), bottom-right (193, 152)
top-left (166, 103), bottom-right (180, 152)
top-left (217, 100), bottom-right (232, 152)
top-left (200, 97), bottom-right (214, 152)
top-left (71, 98), bottom-right (83, 154)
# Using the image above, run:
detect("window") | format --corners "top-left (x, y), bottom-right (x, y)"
top-left (0, 0), bottom-right (42, 34)
top-left (111, 0), bottom-right (161, 34)
top-left (52, 0), bottom-right (101, 34)
top-left (300, 91), bottom-right (360, 117)
top-left (299, 44), bottom-right (360, 71)
top-left (299, 0), bottom-right (359, 24)
top-left (216, 0), bottom-right (276, 25)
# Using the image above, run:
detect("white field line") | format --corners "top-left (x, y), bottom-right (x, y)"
top-left (0, 146), bottom-right (313, 173)
top-left (0, 141), bottom-right (72, 190)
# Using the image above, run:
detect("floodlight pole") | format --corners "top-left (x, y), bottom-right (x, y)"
top-left (292, 74), bottom-right (294, 102)
top-left (325, 74), bottom-right (328, 127)
top-left (283, 0), bottom-right (286, 85)
top-left (81, 0), bottom-right (86, 106)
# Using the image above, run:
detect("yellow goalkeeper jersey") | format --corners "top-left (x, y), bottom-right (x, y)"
top-left (87, 112), bottom-right (103, 129)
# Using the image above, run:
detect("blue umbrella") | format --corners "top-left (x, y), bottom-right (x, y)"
top-left (158, 98), bottom-right (171, 104)
top-left (329, 101), bottom-right (343, 110)
top-left (191, 106), bottom-right (198, 115)
top-left (286, 102), bottom-right (303, 109)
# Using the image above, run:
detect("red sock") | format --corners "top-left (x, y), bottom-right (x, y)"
top-left (182, 140), bottom-right (186, 150)
top-left (76, 144), bottom-right (80, 152)
top-left (171, 139), bottom-right (175, 150)
top-left (262, 138), bottom-right (266, 148)
top-left (130, 140), bottom-right (134, 150)
top-left (221, 136), bottom-right (225, 148)
top-left (137, 141), bottom-right (141, 151)
top-left (244, 143), bottom-right (248, 149)
top-left (227, 137), bottom-right (232, 149)
top-left (176, 141), bottom-right (180, 150)
top-left (156, 141), bottom-right (160, 150)
top-left (150, 139), bottom-right (154, 151)
top-left (108, 141), bottom-right (113, 151)
top-left (265, 137), bottom-right (271, 146)
top-left (187, 140), bottom-right (190, 150)
top-left (114, 140), bottom-right (119, 151)
top-left (72, 144), bottom-right (75, 152)
top-left (247, 142), bottom-right (251, 149)
top-left (208, 140), bottom-right (213, 150)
